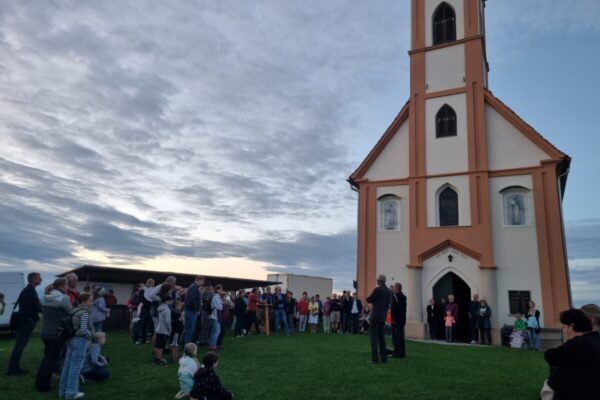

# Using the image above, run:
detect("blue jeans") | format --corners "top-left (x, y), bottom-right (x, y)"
top-left (183, 310), bottom-right (198, 345)
top-left (529, 329), bottom-right (541, 350)
top-left (93, 321), bottom-right (103, 332)
top-left (208, 318), bottom-right (220, 348)
top-left (274, 309), bottom-right (289, 335)
top-left (59, 336), bottom-right (88, 398)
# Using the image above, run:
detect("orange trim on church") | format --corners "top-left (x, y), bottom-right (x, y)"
top-left (351, 0), bottom-right (571, 330)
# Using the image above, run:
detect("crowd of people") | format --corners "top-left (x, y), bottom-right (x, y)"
top-left (5, 271), bottom-right (600, 399)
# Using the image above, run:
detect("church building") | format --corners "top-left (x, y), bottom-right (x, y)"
top-left (349, 0), bottom-right (571, 341)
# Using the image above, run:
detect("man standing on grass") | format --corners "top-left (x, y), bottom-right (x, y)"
top-left (366, 274), bottom-right (392, 364)
top-left (183, 276), bottom-right (204, 345)
top-left (7, 272), bottom-right (42, 375)
top-left (391, 283), bottom-right (407, 358)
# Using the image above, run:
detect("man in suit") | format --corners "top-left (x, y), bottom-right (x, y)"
top-left (349, 292), bottom-right (363, 334)
top-left (7, 272), bottom-right (42, 375)
top-left (366, 274), bottom-right (392, 364)
top-left (391, 283), bottom-right (407, 358)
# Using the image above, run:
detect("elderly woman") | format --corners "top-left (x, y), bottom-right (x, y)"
top-left (542, 308), bottom-right (600, 399)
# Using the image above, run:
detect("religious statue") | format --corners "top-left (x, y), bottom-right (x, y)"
top-left (509, 195), bottom-right (522, 225)
top-left (383, 201), bottom-right (397, 230)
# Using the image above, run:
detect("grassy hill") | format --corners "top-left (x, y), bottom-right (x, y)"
top-left (0, 331), bottom-right (548, 399)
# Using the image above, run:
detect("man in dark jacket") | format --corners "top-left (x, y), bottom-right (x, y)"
top-left (391, 283), bottom-right (407, 358)
top-left (7, 272), bottom-right (42, 375)
top-left (468, 294), bottom-right (480, 344)
top-left (366, 274), bottom-right (392, 364)
top-left (183, 276), bottom-right (204, 345)
top-left (349, 292), bottom-right (363, 334)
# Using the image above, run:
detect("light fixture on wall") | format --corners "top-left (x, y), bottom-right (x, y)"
top-left (448, 254), bottom-right (453, 263)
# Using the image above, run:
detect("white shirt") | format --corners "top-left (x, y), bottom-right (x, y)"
top-left (351, 299), bottom-right (359, 314)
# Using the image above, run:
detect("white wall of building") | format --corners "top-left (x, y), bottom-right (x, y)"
top-left (364, 120), bottom-right (409, 181)
top-left (425, 44), bottom-right (465, 93)
top-left (266, 273), bottom-right (333, 297)
top-left (376, 185), bottom-right (410, 288)
top-left (489, 175), bottom-right (544, 327)
top-left (426, 175), bottom-right (471, 227)
top-left (422, 248), bottom-right (480, 321)
top-left (485, 105), bottom-right (549, 171)
top-left (74, 282), bottom-right (134, 305)
top-left (424, 0), bottom-right (465, 47)
top-left (425, 93), bottom-right (468, 174)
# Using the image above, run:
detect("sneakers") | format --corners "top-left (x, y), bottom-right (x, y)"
top-left (80, 374), bottom-right (86, 383)
top-left (153, 358), bottom-right (168, 366)
top-left (67, 393), bottom-right (85, 399)
top-left (470, 340), bottom-right (476, 344)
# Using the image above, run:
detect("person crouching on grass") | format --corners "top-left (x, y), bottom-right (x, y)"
top-left (153, 294), bottom-right (172, 366)
top-left (190, 352), bottom-right (233, 400)
top-left (81, 332), bottom-right (109, 382)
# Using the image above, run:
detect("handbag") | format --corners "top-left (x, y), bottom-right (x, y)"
top-left (9, 296), bottom-right (21, 331)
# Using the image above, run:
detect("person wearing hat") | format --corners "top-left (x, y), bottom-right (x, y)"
top-left (91, 287), bottom-right (110, 332)
top-left (580, 304), bottom-right (600, 335)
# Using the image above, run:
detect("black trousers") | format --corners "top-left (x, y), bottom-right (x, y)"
top-left (470, 317), bottom-right (479, 342)
top-left (245, 311), bottom-right (258, 333)
top-left (392, 323), bottom-right (406, 357)
top-left (35, 338), bottom-right (64, 391)
top-left (8, 319), bottom-right (35, 373)
top-left (369, 321), bottom-right (387, 363)
top-left (234, 313), bottom-right (245, 336)
top-left (428, 320), bottom-right (437, 340)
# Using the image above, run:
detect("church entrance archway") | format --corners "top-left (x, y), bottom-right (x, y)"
top-left (432, 271), bottom-right (471, 342)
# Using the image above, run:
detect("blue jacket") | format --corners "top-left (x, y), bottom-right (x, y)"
top-left (184, 283), bottom-right (201, 312)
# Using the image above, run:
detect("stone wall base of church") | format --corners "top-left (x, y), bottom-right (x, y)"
top-left (405, 322), bottom-right (427, 339)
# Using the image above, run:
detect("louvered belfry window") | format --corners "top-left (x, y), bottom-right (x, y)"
top-left (433, 2), bottom-right (456, 45)
top-left (436, 104), bottom-right (457, 138)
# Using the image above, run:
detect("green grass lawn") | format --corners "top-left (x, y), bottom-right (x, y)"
top-left (0, 331), bottom-right (548, 399)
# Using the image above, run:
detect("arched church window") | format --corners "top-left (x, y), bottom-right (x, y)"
top-left (439, 186), bottom-right (459, 226)
top-left (500, 186), bottom-right (531, 226)
top-left (378, 194), bottom-right (401, 231)
top-left (433, 2), bottom-right (456, 45)
top-left (436, 104), bottom-right (457, 138)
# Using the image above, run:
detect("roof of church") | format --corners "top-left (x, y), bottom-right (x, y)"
top-left (348, 91), bottom-right (570, 194)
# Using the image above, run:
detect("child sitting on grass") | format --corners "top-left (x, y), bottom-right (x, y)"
top-left (153, 294), bottom-right (172, 366)
top-left (81, 332), bottom-right (110, 382)
top-left (175, 343), bottom-right (200, 399)
top-left (190, 352), bottom-right (233, 400)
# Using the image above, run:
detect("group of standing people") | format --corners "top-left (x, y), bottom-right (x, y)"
top-left (6, 272), bottom-right (110, 399)
top-left (426, 294), bottom-right (493, 344)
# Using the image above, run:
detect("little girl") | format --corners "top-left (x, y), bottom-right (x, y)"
top-left (444, 310), bottom-right (455, 343)
top-left (190, 352), bottom-right (233, 400)
top-left (308, 296), bottom-right (319, 334)
top-left (175, 343), bottom-right (200, 399)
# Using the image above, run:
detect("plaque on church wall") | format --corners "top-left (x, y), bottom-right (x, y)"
top-left (508, 290), bottom-right (531, 315)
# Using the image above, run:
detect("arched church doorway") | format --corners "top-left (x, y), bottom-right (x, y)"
top-left (432, 271), bottom-right (471, 342)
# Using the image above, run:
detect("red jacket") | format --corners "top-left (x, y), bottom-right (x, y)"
top-left (297, 299), bottom-right (309, 315)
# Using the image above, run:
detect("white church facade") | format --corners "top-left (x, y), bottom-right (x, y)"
top-left (349, 0), bottom-right (571, 341)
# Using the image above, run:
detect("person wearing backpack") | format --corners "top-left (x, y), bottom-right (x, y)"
top-left (35, 278), bottom-right (72, 392)
top-left (59, 293), bottom-right (93, 399)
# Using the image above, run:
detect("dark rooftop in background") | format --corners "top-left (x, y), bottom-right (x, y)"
top-left (57, 264), bottom-right (280, 291)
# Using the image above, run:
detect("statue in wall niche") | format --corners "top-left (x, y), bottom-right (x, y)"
top-left (383, 201), bottom-right (398, 230)
top-left (509, 195), bottom-right (523, 225)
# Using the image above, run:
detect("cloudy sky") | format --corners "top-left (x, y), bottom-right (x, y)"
top-left (0, 1), bottom-right (598, 304)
